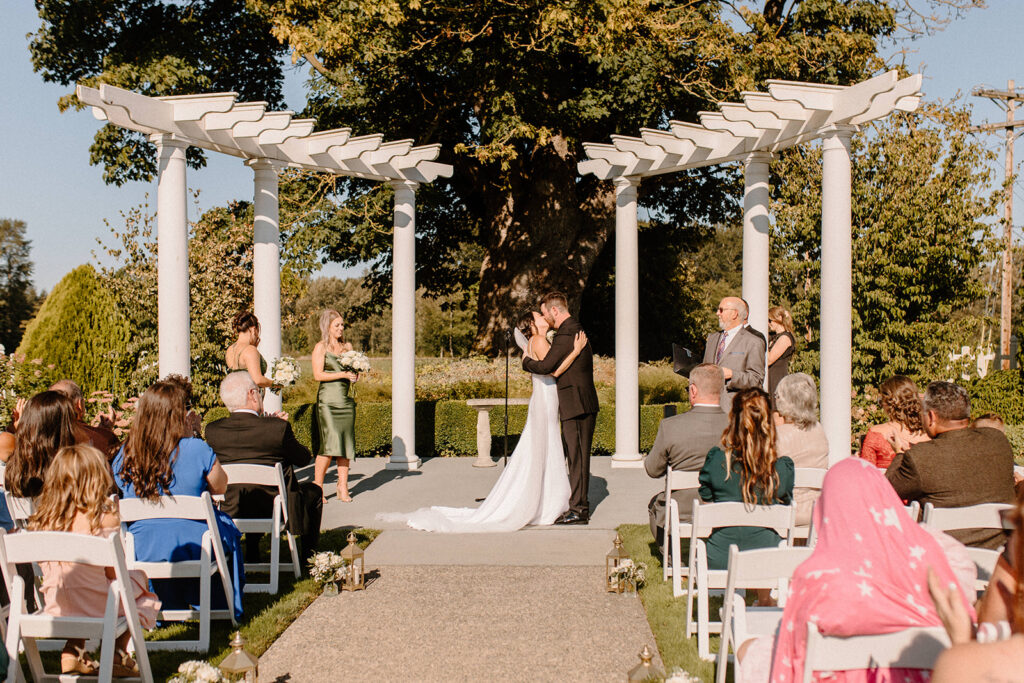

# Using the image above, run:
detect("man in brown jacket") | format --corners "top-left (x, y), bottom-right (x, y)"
top-left (886, 381), bottom-right (1016, 549)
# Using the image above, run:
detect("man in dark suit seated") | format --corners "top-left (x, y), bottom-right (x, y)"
top-left (644, 364), bottom-right (728, 545)
top-left (50, 379), bottom-right (120, 459)
top-left (702, 297), bottom-right (766, 412)
top-left (886, 381), bottom-right (1016, 549)
top-left (205, 372), bottom-right (323, 565)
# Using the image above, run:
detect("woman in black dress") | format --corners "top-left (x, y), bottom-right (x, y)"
top-left (766, 306), bottom-right (796, 400)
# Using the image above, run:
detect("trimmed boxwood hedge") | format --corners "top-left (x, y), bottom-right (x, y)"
top-left (203, 401), bottom-right (689, 458)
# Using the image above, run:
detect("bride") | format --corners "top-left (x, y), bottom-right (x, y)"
top-left (380, 310), bottom-right (588, 532)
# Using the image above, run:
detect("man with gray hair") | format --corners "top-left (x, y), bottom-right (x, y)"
top-left (50, 379), bottom-right (119, 458)
top-left (702, 296), bottom-right (765, 411)
top-left (205, 372), bottom-right (322, 565)
top-left (644, 363), bottom-right (729, 544)
top-left (886, 380), bottom-right (1016, 549)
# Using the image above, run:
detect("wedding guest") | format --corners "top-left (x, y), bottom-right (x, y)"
top-left (698, 387), bottom-right (793, 570)
top-left (773, 373), bottom-right (828, 526)
top-left (764, 458), bottom-right (975, 683)
top-left (766, 306), bottom-right (795, 401)
top-left (50, 379), bottom-right (120, 459)
top-left (887, 381), bottom-right (1016, 549)
top-left (5, 391), bottom-right (79, 498)
top-left (702, 297), bottom-right (765, 412)
top-left (30, 444), bottom-right (160, 677)
top-left (858, 375), bottom-right (929, 469)
top-left (312, 309), bottom-right (358, 503)
top-left (643, 364), bottom-right (728, 545)
top-left (112, 377), bottom-right (244, 619)
top-left (206, 371), bottom-right (323, 566)
top-left (973, 412), bottom-right (1006, 432)
top-left (226, 310), bottom-right (273, 390)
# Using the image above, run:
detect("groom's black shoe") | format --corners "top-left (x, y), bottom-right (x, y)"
top-left (554, 511), bottom-right (589, 525)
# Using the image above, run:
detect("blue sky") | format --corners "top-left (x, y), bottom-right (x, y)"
top-left (1, 1), bottom-right (1022, 292)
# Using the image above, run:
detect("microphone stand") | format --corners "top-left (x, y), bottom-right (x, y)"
top-left (504, 328), bottom-right (511, 467)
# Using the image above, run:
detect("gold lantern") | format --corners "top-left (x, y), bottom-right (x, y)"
top-left (627, 645), bottom-right (664, 682)
top-left (339, 531), bottom-right (365, 591)
top-left (606, 533), bottom-right (629, 593)
top-left (219, 631), bottom-right (258, 682)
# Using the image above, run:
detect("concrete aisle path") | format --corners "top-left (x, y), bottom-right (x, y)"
top-left (258, 457), bottom-right (666, 682)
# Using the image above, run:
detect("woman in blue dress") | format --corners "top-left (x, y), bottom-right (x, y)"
top-left (112, 376), bottom-right (244, 619)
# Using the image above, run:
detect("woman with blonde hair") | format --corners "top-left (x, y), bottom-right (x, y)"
top-left (225, 310), bottom-right (274, 389)
top-left (698, 387), bottom-right (794, 570)
top-left (766, 306), bottom-right (796, 401)
top-left (858, 375), bottom-right (929, 470)
top-left (312, 309), bottom-right (358, 502)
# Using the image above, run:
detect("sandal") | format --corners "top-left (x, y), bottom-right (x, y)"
top-left (112, 650), bottom-right (140, 678)
top-left (61, 644), bottom-right (99, 675)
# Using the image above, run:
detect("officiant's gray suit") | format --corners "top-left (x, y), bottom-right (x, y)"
top-left (702, 326), bottom-right (765, 411)
top-left (644, 406), bottom-right (728, 543)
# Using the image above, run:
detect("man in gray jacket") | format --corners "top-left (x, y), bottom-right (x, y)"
top-left (644, 364), bottom-right (729, 544)
top-left (703, 296), bottom-right (766, 411)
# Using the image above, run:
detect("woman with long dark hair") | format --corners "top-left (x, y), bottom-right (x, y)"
top-left (112, 376), bottom-right (244, 619)
top-left (5, 390), bottom-right (80, 498)
top-left (698, 387), bottom-right (794, 570)
top-left (226, 310), bottom-right (273, 389)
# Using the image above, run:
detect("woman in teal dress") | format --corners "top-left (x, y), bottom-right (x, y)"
top-left (312, 309), bottom-right (359, 502)
top-left (698, 387), bottom-right (794, 571)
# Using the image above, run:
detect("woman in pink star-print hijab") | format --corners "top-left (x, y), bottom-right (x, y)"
top-left (769, 457), bottom-right (975, 683)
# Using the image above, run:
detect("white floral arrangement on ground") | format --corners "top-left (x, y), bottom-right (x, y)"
top-left (267, 356), bottom-right (301, 388)
top-left (610, 558), bottom-right (648, 588)
top-left (168, 660), bottom-right (224, 682)
top-left (337, 349), bottom-right (371, 374)
top-left (664, 669), bottom-right (701, 683)
top-left (308, 550), bottom-right (349, 585)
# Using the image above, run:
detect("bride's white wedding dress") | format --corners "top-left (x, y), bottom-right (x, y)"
top-left (379, 363), bottom-right (570, 533)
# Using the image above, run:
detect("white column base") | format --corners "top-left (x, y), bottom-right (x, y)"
top-left (611, 454), bottom-right (644, 468)
top-left (385, 456), bottom-right (421, 471)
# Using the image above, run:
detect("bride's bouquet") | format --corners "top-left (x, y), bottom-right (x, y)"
top-left (267, 356), bottom-right (301, 388)
top-left (337, 350), bottom-right (371, 374)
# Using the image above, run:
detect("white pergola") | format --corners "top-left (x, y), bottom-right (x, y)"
top-left (579, 70), bottom-right (923, 466)
top-left (77, 83), bottom-right (454, 470)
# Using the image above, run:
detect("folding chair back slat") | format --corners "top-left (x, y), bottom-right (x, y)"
top-left (664, 466), bottom-right (701, 587)
top-left (966, 547), bottom-right (1001, 593)
top-left (802, 623), bottom-right (949, 682)
top-left (792, 468), bottom-right (826, 540)
top-left (921, 503), bottom-right (1014, 532)
top-left (4, 493), bottom-right (34, 530)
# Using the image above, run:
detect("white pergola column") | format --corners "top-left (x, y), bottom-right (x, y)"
top-left (742, 151), bottom-right (772, 388)
top-left (387, 180), bottom-right (421, 470)
top-left (151, 134), bottom-right (190, 378)
top-left (248, 159), bottom-right (283, 413)
top-left (820, 125), bottom-right (856, 463)
top-left (612, 176), bottom-right (643, 467)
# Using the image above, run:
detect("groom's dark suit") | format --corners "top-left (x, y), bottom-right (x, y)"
top-left (522, 315), bottom-right (599, 517)
top-left (204, 411), bottom-right (322, 562)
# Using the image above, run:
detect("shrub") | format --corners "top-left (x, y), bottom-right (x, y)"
top-left (966, 370), bottom-right (1024, 425)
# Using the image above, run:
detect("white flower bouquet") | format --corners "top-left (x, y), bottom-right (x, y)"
top-left (610, 558), bottom-right (648, 591)
top-left (168, 660), bottom-right (225, 682)
top-left (308, 550), bottom-right (348, 586)
top-left (268, 356), bottom-right (301, 388)
top-left (337, 350), bottom-right (371, 374)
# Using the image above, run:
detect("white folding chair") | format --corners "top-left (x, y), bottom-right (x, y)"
top-left (221, 463), bottom-right (301, 594)
top-left (965, 547), bottom-right (1001, 594)
top-left (664, 467), bottom-right (700, 588)
top-left (921, 502), bottom-right (1014, 535)
top-left (3, 494), bottom-right (34, 531)
top-left (792, 468), bottom-right (826, 540)
top-left (715, 544), bottom-right (812, 683)
top-left (0, 529), bottom-right (153, 682)
top-left (803, 622), bottom-right (950, 682)
top-left (807, 500), bottom-right (920, 548)
top-left (118, 492), bottom-right (237, 652)
top-left (686, 500), bottom-right (796, 661)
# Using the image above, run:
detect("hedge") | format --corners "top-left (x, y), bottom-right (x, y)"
top-left (967, 370), bottom-right (1024, 425)
top-left (203, 401), bottom-right (690, 458)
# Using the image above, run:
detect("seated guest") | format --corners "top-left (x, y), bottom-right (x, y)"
top-left (887, 381), bottom-right (1016, 549)
top-left (698, 387), bottom-right (794, 570)
top-left (773, 373), bottom-right (828, 526)
top-left (30, 444), bottom-right (160, 677)
top-left (858, 375), bottom-right (929, 469)
top-left (50, 379), bottom-right (120, 459)
top-left (5, 391), bottom-right (79, 498)
top-left (112, 376), bottom-right (244, 619)
top-left (205, 372), bottom-right (323, 565)
top-left (973, 412), bottom-right (1005, 432)
top-left (643, 364), bottom-right (728, 545)
top-left (761, 458), bottom-right (975, 683)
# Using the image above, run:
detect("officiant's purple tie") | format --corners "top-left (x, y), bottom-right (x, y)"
top-left (715, 333), bottom-right (727, 363)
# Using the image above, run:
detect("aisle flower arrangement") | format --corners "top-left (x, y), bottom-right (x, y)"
top-left (168, 660), bottom-right (224, 682)
top-left (308, 550), bottom-right (349, 591)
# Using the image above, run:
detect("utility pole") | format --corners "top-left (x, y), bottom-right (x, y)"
top-left (971, 80), bottom-right (1024, 369)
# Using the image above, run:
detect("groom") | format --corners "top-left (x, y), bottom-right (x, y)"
top-left (522, 291), bottom-right (599, 524)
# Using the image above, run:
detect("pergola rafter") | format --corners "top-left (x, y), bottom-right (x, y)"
top-left (77, 83), bottom-right (454, 470)
top-left (578, 70), bottom-right (923, 466)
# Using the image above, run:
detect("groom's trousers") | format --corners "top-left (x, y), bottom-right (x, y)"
top-left (562, 412), bottom-right (597, 516)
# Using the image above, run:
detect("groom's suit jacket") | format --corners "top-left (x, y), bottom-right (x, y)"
top-left (522, 315), bottom-right (599, 420)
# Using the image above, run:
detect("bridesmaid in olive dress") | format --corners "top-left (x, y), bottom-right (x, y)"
top-left (226, 311), bottom-right (274, 390)
top-left (312, 309), bottom-right (359, 502)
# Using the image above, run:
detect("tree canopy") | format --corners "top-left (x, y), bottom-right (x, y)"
top-left (0, 219), bottom-right (38, 353)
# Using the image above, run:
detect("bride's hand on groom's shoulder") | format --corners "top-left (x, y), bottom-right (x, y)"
top-left (573, 331), bottom-right (588, 352)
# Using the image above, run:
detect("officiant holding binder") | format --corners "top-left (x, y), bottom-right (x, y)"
top-left (700, 297), bottom-right (765, 412)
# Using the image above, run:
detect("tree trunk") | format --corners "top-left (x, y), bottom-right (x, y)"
top-left (466, 136), bottom-right (615, 353)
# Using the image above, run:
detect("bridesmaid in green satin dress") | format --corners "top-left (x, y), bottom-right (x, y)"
top-left (312, 309), bottom-right (359, 502)
top-left (226, 311), bottom-right (274, 391)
